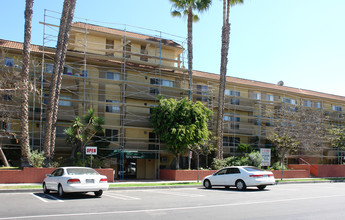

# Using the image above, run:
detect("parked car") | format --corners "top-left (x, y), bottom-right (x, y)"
top-left (202, 166), bottom-right (275, 191)
top-left (42, 167), bottom-right (109, 197)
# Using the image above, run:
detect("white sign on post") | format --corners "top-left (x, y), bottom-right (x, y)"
top-left (260, 148), bottom-right (271, 166)
top-left (86, 146), bottom-right (97, 155)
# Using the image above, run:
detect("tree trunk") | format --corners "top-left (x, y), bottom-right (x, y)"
top-left (50, 0), bottom-right (77, 159)
top-left (43, 0), bottom-right (76, 163)
top-left (20, 0), bottom-right (34, 167)
top-left (0, 146), bottom-right (9, 167)
top-left (187, 8), bottom-right (193, 101)
top-left (216, 3), bottom-right (231, 159)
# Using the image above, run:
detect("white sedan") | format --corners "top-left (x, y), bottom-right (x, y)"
top-left (43, 167), bottom-right (109, 197)
top-left (202, 166), bottom-right (275, 190)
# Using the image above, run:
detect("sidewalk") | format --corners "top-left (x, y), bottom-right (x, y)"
top-left (1, 178), bottom-right (344, 193)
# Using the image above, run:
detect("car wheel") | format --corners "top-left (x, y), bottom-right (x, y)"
top-left (58, 184), bottom-right (65, 197)
top-left (43, 183), bottom-right (50, 194)
top-left (257, 185), bottom-right (266, 190)
top-left (204, 180), bottom-right (212, 189)
top-left (235, 180), bottom-right (246, 191)
top-left (94, 190), bottom-right (103, 197)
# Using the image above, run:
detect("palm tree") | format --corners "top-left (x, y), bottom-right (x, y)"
top-left (216, 0), bottom-right (243, 159)
top-left (170, 0), bottom-right (212, 100)
top-left (20, 0), bottom-right (34, 167)
top-left (43, 0), bottom-right (77, 164)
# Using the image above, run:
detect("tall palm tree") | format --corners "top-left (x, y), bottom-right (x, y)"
top-left (170, 0), bottom-right (212, 100)
top-left (43, 0), bottom-right (77, 163)
top-left (20, 0), bottom-right (34, 167)
top-left (216, 0), bottom-right (243, 159)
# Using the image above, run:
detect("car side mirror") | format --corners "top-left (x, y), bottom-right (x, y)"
top-left (46, 174), bottom-right (51, 177)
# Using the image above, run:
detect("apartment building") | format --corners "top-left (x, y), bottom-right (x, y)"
top-left (1, 20), bottom-right (345, 179)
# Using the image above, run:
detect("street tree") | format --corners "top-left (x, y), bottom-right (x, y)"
top-left (43, 0), bottom-right (77, 163)
top-left (150, 96), bottom-right (212, 169)
top-left (20, 0), bottom-right (34, 167)
top-left (216, 0), bottom-right (243, 159)
top-left (328, 127), bottom-right (345, 164)
top-left (170, 0), bottom-right (212, 100)
top-left (64, 109), bottom-right (106, 163)
top-left (267, 105), bottom-right (329, 165)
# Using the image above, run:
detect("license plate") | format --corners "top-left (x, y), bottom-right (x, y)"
top-left (86, 179), bottom-right (94, 184)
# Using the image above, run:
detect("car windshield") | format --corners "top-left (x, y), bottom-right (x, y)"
top-left (243, 167), bottom-right (263, 172)
top-left (66, 168), bottom-right (99, 175)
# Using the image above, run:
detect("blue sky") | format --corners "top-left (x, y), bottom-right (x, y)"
top-left (1, 0), bottom-right (345, 96)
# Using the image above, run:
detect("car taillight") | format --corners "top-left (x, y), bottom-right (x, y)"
top-left (67, 178), bottom-right (81, 184)
top-left (249, 174), bottom-right (264, 178)
top-left (100, 178), bottom-right (108, 183)
top-left (268, 174), bottom-right (274, 177)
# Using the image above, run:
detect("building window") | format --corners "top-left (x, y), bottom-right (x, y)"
top-left (3, 94), bottom-right (12, 101)
top-left (44, 63), bottom-right (54, 73)
top-left (231, 123), bottom-right (240, 130)
top-left (105, 129), bottom-right (118, 142)
top-left (106, 100), bottom-right (120, 113)
top-left (196, 85), bottom-right (208, 102)
top-left (123, 42), bottom-right (131, 59)
top-left (106, 72), bottom-right (120, 80)
top-left (333, 105), bottom-right (342, 112)
top-left (223, 136), bottom-right (240, 146)
top-left (252, 92), bottom-right (261, 100)
top-left (56, 126), bottom-right (66, 137)
top-left (224, 114), bottom-right (240, 122)
top-left (4, 57), bottom-right (14, 67)
top-left (266, 94), bottom-right (274, 102)
top-left (149, 132), bottom-right (159, 150)
top-left (314, 102), bottom-right (321, 108)
top-left (59, 96), bottom-right (72, 107)
top-left (140, 45), bottom-right (148, 62)
top-left (225, 89), bottom-right (240, 97)
top-left (282, 97), bottom-right (297, 105)
top-left (303, 100), bottom-right (311, 107)
top-left (1, 121), bottom-right (11, 132)
top-left (150, 78), bottom-right (174, 87)
top-left (149, 88), bottom-right (160, 95)
top-left (231, 98), bottom-right (240, 105)
top-left (63, 65), bottom-right (73, 75)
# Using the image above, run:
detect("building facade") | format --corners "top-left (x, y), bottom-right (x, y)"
top-left (1, 19), bottom-right (345, 179)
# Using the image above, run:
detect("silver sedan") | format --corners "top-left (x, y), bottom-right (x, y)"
top-left (43, 167), bottom-right (109, 197)
top-left (202, 166), bottom-right (275, 191)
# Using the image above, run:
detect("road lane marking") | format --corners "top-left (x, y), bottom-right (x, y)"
top-left (2, 194), bottom-right (345, 219)
top-left (31, 193), bottom-right (64, 203)
top-left (104, 193), bottom-right (140, 200)
top-left (148, 190), bottom-right (204, 197)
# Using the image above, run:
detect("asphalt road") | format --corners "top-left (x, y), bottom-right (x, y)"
top-left (1, 183), bottom-right (345, 220)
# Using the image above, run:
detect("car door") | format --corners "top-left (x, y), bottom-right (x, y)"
top-left (46, 168), bottom-right (64, 191)
top-left (210, 168), bottom-right (228, 185)
top-left (225, 168), bottom-right (241, 186)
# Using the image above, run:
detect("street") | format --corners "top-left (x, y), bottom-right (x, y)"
top-left (1, 183), bottom-right (345, 219)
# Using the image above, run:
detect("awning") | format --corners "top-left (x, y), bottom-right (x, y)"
top-left (107, 150), bottom-right (156, 159)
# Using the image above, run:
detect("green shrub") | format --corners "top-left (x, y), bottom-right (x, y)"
top-left (271, 161), bottom-right (287, 170)
top-left (247, 151), bottom-right (263, 168)
top-left (29, 150), bottom-right (45, 168)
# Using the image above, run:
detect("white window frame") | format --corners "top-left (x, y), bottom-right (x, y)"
top-left (266, 94), bottom-right (274, 102)
top-left (304, 100), bottom-right (311, 107)
top-left (106, 71), bottom-right (120, 80)
top-left (333, 105), bottom-right (342, 112)
top-left (106, 100), bottom-right (120, 113)
top-left (59, 96), bottom-right (72, 107)
top-left (4, 57), bottom-right (14, 67)
top-left (225, 89), bottom-right (240, 97)
top-left (45, 63), bottom-right (54, 73)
